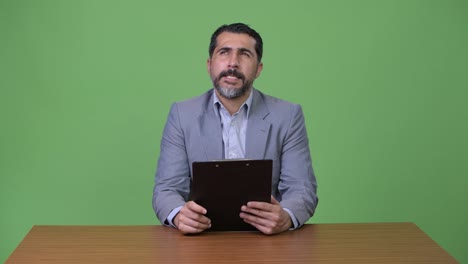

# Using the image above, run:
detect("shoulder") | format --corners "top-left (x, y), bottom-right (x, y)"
top-left (253, 89), bottom-right (303, 118)
top-left (174, 89), bottom-right (212, 109)
top-left (168, 89), bottom-right (213, 116)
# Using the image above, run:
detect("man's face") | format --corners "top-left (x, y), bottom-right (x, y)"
top-left (207, 32), bottom-right (263, 99)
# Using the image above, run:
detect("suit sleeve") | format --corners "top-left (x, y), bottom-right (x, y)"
top-left (278, 104), bottom-right (318, 226)
top-left (152, 103), bottom-right (191, 224)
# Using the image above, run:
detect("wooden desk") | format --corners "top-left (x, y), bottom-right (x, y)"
top-left (6, 222), bottom-right (458, 263)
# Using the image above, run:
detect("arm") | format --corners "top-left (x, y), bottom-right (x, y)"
top-left (152, 103), bottom-right (190, 223)
top-left (277, 104), bottom-right (318, 226)
top-left (240, 104), bottom-right (318, 233)
top-left (152, 103), bottom-right (211, 233)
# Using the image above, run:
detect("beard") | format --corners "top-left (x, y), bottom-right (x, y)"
top-left (212, 69), bottom-right (253, 99)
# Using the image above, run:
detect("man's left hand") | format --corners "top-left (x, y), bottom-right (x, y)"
top-left (240, 196), bottom-right (292, 235)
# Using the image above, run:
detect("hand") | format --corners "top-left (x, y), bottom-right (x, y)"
top-left (174, 201), bottom-right (211, 234)
top-left (240, 196), bottom-right (292, 235)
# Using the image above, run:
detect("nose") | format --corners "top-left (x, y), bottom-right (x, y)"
top-left (227, 53), bottom-right (239, 68)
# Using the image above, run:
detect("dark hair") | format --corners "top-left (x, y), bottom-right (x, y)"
top-left (209, 23), bottom-right (263, 62)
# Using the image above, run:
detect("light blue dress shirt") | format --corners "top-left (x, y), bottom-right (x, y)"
top-left (213, 89), bottom-right (252, 159)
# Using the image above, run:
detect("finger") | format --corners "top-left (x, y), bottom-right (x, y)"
top-left (180, 207), bottom-right (211, 225)
top-left (240, 211), bottom-right (271, 227)
top-left (242, 212), bottom-right (289, 235)
top-left (242, 217), bottom-right (276, 235)
top-left (186, 201), bottom-right (208, 215)
top-left (245, 201), bottom-right (273, 211)
top-left (178, 220), bottom-right (209, 234)
top-left (177, 210), bottom-right (211, 235)
top-left (241, 205), bottom-right (271, 219)
top-left (179, 213), bottom-right (211, 230)
top-left (270, 195), bottom-right (280, 205)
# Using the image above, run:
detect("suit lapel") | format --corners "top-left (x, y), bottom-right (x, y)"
top-left (246, 90), bottom-right (271, 159)
top-left (198, 94), bottom-right (223, 161)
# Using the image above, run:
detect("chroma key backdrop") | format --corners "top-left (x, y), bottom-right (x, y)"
top-left (1, 0), bottom-right (467, 263)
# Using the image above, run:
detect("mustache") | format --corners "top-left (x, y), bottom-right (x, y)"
top-left (218, 69), bottom-right (245, 80)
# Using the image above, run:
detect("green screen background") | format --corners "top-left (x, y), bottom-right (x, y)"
top-left (1, 0), bottom-right (467, 262)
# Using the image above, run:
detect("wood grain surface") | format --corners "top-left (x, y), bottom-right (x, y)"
top-left (6, 222), bottom-right (459, 263)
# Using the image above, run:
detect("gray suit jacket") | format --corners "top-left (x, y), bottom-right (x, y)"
top-left (152, 89), bottom-right (318, 227)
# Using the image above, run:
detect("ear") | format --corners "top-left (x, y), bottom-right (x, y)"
top-left (206, 58), bottom-right (211, 75)
top-left (255, 62), bottom-right (264, 78)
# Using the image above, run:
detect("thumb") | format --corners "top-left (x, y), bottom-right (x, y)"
top-left (270, 195), bottom-right (280, 205)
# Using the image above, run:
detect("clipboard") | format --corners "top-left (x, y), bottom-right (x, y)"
top-left (190, 159), bottom-right (272, 231)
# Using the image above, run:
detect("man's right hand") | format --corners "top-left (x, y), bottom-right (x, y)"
top-left (174, 201), bottom-right (211, 234)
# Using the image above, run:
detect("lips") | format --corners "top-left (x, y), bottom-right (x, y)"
top-left (224, 75), bottom-right (240, 80)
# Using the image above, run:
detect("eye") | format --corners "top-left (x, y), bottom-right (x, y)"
top-left (241, 51), bottom-right (251, 57)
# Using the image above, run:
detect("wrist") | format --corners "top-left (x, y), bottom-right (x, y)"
top-left (284, 217), bottom-right (293, 231)
top-left (173, 213), bottom-right (180, 229)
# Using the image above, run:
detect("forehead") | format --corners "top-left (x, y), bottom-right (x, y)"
top-left (214, 32), bottom-right (257, 51)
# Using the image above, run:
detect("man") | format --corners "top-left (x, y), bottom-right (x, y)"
top-left (153, 23), bottom-right (318, 235)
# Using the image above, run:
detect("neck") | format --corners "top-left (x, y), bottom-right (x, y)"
top-left (216, 88), bottom-right (251, 115)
